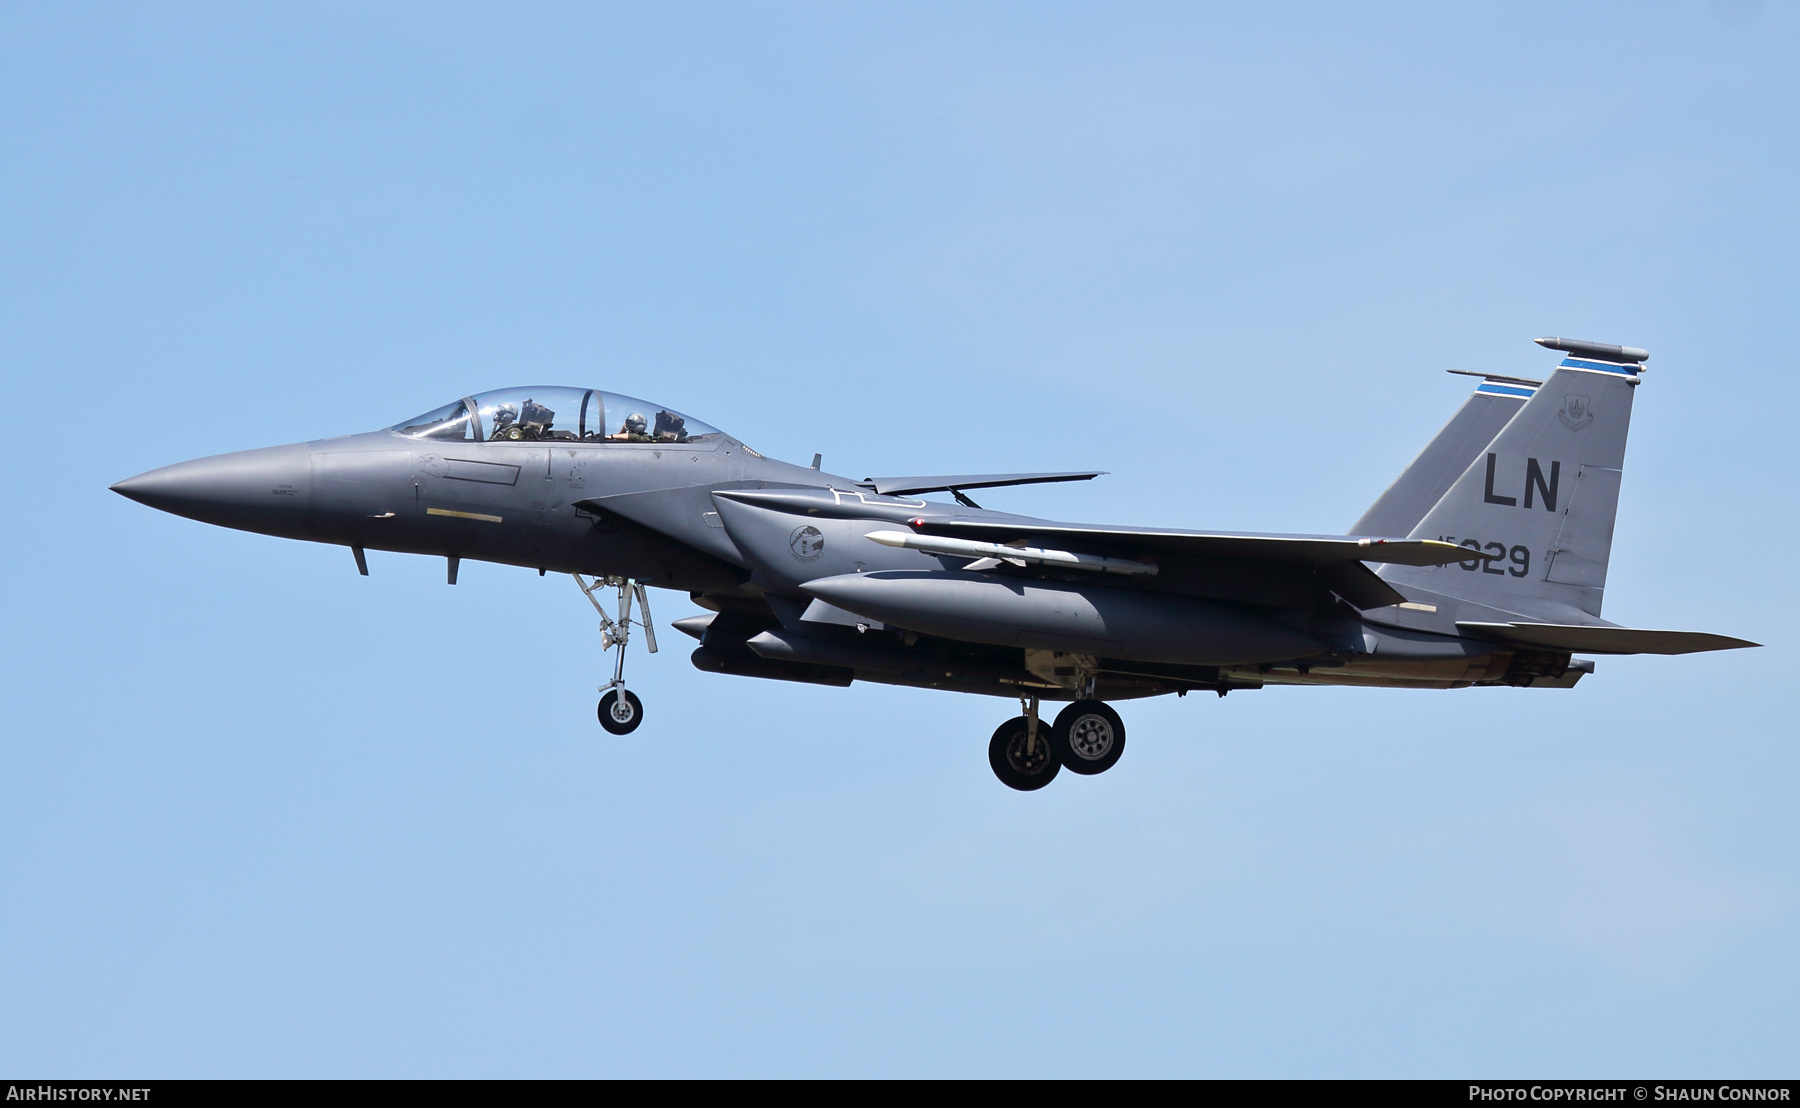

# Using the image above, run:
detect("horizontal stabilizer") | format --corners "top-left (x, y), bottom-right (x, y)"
top-left (911, 518), bottom-right (1497, 568)
top-left (1455, 621), bottom-right (1759, 655)
top-left (860, 471), bottom-right (1104, 497)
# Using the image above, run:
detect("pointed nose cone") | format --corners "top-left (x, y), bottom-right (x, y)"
top-left (112, 443), bottom-right (312, 536)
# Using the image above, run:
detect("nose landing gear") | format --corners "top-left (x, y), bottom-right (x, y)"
top-left (574, 574), bottom-right (657, 735)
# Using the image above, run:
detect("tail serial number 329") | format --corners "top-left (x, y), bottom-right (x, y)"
top-left (1439, 537), bottom-right (1531, 577)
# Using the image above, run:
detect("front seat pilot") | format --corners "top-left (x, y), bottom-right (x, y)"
top-left (610, 413), bottom-right (651, 442)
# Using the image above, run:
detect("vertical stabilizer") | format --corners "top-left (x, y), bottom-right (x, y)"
top-left (1350, 372), bottom-right (1537, 537)
top-left (1380, 340), bottom-right (1647, 622)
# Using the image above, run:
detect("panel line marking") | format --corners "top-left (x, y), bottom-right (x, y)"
top-left (427, 508), bottom-right (503, 523)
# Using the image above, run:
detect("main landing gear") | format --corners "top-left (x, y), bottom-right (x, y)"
top-left (988, 695), bottom-right (1128, 791)
top-left (574, 574), bottom-right (657, 735)
top-left (989, 700), bottom-right (1059, 791)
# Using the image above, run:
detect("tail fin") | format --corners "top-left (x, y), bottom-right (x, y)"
top-left (1349, 371), bottom-right (1538, 537)
top-left (1379, 338), bottom-right (1647, 622)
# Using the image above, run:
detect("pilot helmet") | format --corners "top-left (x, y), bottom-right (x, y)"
top-left (624, 412), bottom-right (648, 434)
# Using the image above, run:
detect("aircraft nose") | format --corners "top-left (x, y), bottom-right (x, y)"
top-left (111, 443), bottom-right (312, 536)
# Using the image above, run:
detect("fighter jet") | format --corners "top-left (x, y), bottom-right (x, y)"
top-left (112, 336), bottom-right (1757, 790)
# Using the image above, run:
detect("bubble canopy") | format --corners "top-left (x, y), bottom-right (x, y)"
top-left (392, 387), bottom-right (721, 444)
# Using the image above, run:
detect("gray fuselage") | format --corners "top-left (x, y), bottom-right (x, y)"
top-left (113, 420), bottom-right (1567, 702)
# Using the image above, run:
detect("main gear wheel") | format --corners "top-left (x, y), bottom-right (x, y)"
top-left (988, 715), bottom-right (1061, 791)
top-left (1050, 699), bottom-right (1125, 775)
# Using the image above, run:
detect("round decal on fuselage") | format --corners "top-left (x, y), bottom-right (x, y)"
top-left (789, 525), bottom-right (825, 562)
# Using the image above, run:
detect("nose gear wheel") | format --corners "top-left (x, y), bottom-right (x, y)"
top-left (598, 688), bottom-right (644, 734)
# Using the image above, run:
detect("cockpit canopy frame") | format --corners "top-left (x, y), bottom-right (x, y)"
top-left (392, 387), bottom-right (721, 445)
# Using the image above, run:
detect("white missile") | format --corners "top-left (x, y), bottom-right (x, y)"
top-left (864, 529), bottom-right (1159, 576)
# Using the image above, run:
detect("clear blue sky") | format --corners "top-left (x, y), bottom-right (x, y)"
top-left (2, 1), bottom-right (1794, 1077)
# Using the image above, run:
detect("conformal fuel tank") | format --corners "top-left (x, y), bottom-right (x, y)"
top-left (802, 570), bottom-right (1324, 665)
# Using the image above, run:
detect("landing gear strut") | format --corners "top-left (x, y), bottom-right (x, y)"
top-left (988, 695), bottom-right (1061, 791)
top-left (574, 574), bottom-right (657, 735)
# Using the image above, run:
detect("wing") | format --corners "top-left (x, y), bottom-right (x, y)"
top-left (907, 517), bottom-right (1486, 568)
top-left (709, 486), bottom-right (1476, 611)
top-left (858, 471), bottom-right (1104, 497)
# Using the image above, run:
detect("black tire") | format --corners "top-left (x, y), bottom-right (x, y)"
top-left (1051, 699), bottom-right (1125, 775)
top-left (598, 689), bottom-right (644, 735)
top-left (988, 716), bottom-right (1061, 791)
